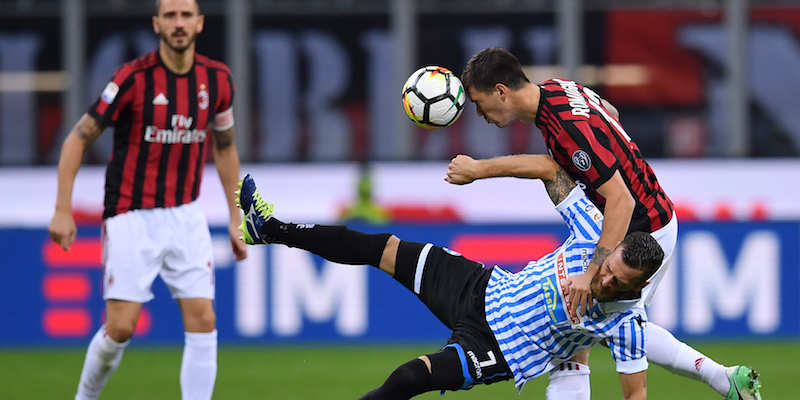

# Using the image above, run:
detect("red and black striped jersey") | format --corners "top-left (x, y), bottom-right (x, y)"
top-left (88, 51), bottom-right (235, 219)
top-left (535, 78), bottom-right (673, 233)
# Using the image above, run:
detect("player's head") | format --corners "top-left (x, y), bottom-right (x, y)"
top-left (462, 47), bottom-right (529, 93)
top-left (153, 0), bottom-right (204, 54)
top-left (591, 232), bottom-right (664, 301)
top-left (461, 47), bottom-right (531, 128)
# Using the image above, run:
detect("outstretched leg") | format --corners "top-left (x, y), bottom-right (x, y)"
top-left (360, 347), bottom-right (464, 400)
top-left (236, 174), bottom-right (397, 273)
top-left (646, 323), bottom-right (762, 399)
top-left (559, 324), bottom-right (763, 400)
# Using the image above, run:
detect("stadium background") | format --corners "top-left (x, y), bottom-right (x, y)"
top-left (1, 0), bottom-right (798, 398)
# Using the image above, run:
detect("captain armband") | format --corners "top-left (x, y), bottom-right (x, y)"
top-left (213, 107), bottom-right (235, 131)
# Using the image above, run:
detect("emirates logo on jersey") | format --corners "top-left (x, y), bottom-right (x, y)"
top-left (572, 150), bottom-right (592, 172)
top-left (144, 114), bottom-right (207, 144)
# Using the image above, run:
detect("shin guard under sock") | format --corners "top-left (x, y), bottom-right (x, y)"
top-left (262, 218), bottom-right (390, 268)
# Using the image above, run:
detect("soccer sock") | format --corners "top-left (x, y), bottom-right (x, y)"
top-left (645, 323), bottom-right (730, 396)
top-left (360, 349), bottom-right (464, 400)
top-left (75, 325), bottom-right (129, 400)
top-left (261, 218), bottom-right (391, 268)
top-left (180, 330), bottom-right (218, 400)
top-left (360, 358), bottom-right (433, 400)
top-left (546, 361), bottom-right (591, 400)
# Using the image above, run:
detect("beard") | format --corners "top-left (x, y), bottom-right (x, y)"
top-left (160, 29), bottom-right (196, 54)
top-left (590, 274), bottom-right (615, 302)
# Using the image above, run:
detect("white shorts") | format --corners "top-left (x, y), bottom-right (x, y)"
top-left (101, 201), bottom-right (215, 302)
top-left (639, 214), bottom-right (679, 307)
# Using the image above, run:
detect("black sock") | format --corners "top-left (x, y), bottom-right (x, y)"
top-left (359, 348), bottom-right (465, 400)
top-left (359, 358), bottom-right (432, 400)
top-left (261, 217), bottom-right (391, 268)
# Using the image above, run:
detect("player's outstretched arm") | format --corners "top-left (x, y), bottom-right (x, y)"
top-left (619, 370), bottom-right (647, 400)
top-left (446, 153), bottom-right (561, 183)
top-left (49, 113), bottom-right (105, 251)
top-left (446, 154), bottom-right (575, 205)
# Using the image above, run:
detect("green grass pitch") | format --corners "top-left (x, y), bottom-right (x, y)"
top-left (1, 340), bottom-right (794, 399)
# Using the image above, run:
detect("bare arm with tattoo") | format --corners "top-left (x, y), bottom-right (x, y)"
top-left (566, 171), bottom-right (635, 318)
top-left (445, 154), bottom-right (576, 205)
top-left (49, 114), bottom-right (105, 251)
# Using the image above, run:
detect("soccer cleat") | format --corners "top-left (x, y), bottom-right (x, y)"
top-left (725, 366), bottom-right (762, 400)
top-left (235, 174), bottom-right (274, 245)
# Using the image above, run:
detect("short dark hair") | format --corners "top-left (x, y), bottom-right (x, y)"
top-left (619, 232), bottom-right (664, 285)
top-left (461, 47), bottom-right (530, 94)
top-left (155, 0), bottom-right (201, 16)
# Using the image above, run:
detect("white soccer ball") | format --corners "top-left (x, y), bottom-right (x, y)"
top-left (401, 66), bottom-right (466, 129)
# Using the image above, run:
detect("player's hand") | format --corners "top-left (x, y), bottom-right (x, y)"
top-left (565, 271), bottom-right (594, 319)
top-left (445, 154), bottom-right (479, 185)
top-left (229, 221), bottom-right (247, 261)
top-left (48, 210), bottom-right (77, 251)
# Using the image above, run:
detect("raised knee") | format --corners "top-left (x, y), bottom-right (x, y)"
top-left (104, 320), bottom-right (136, 342)
top-left (418, 355), bottom-right (432, 373)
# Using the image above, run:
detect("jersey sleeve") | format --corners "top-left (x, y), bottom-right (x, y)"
top-left (87, 65), bottom-right (136, 126)
top-left (540, 79), bottom-right (621, 190)
top-left (554, 186), bottom-right (603, 244)
top-left (606, 312), bottom-right (649, 374)
top-left (212, 68), bottom-right (236, 131)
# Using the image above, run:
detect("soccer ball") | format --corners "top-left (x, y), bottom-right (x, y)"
top-left (401, 66), bottom-right (466, 129)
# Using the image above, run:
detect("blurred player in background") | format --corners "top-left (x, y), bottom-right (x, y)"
top-left (459, 47), bottom-right (761, 400)
top-left (236, 156), bottom-right (662, 400)
top-left (47, 0), bottom-right (245, 399)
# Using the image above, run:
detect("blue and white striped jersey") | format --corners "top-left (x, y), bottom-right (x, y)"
top-left (484, 186), bottom-right (648, 388)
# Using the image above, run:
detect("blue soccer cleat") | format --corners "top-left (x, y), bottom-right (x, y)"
top-left (726, 366), bottom-right (762, 400)
top-left (235, 174), bottom-right (274, 245)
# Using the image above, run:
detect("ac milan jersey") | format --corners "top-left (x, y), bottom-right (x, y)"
top-left (535, 78), bottom-right (673, 233)
top-left (485, 187), bottom-right (648, 388)
top-left (88, 51), bottom-right (235, 219)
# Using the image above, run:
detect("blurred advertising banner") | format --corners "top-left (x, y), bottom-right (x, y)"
top-left (1, 220), bottom-right (798, 345)
top-left (2, 7), bottom-right (800, 164)
top-left (2, 161), bottom-right (800, 228)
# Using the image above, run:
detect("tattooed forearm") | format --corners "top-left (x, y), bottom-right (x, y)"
top-left (212, 129), bottom-right (233, 150)
top-left (544, 167), bottom-right (577, 205)
top-left (591, 246), bottom-right (612, 267)
top-left (213, 129), bottom-right (234, 150)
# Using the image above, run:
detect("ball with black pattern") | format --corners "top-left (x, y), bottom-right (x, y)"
top-left (402, 66), bottom-right (466, 129)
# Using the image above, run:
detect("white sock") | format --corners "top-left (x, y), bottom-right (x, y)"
top-left (645, 323), bottom-right (730, 396)
top-left (180, 330), bottom-right (218, 400)
top-left (75, 326), bottom-right (129, 400)
top-left (546, 361), bottom-right (591, 400)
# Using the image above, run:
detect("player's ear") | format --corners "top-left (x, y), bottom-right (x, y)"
top-left (196, 14), bottom-right (205, 34)
top-left (495, 83), bottom-right (508, 100)
top-left (634, 280), bottom-right (650, 292)
top-left (152, 16), bottom-right (160, 35)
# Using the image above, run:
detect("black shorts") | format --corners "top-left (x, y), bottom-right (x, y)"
top-left (393, 240), bottom-right (512, 389)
